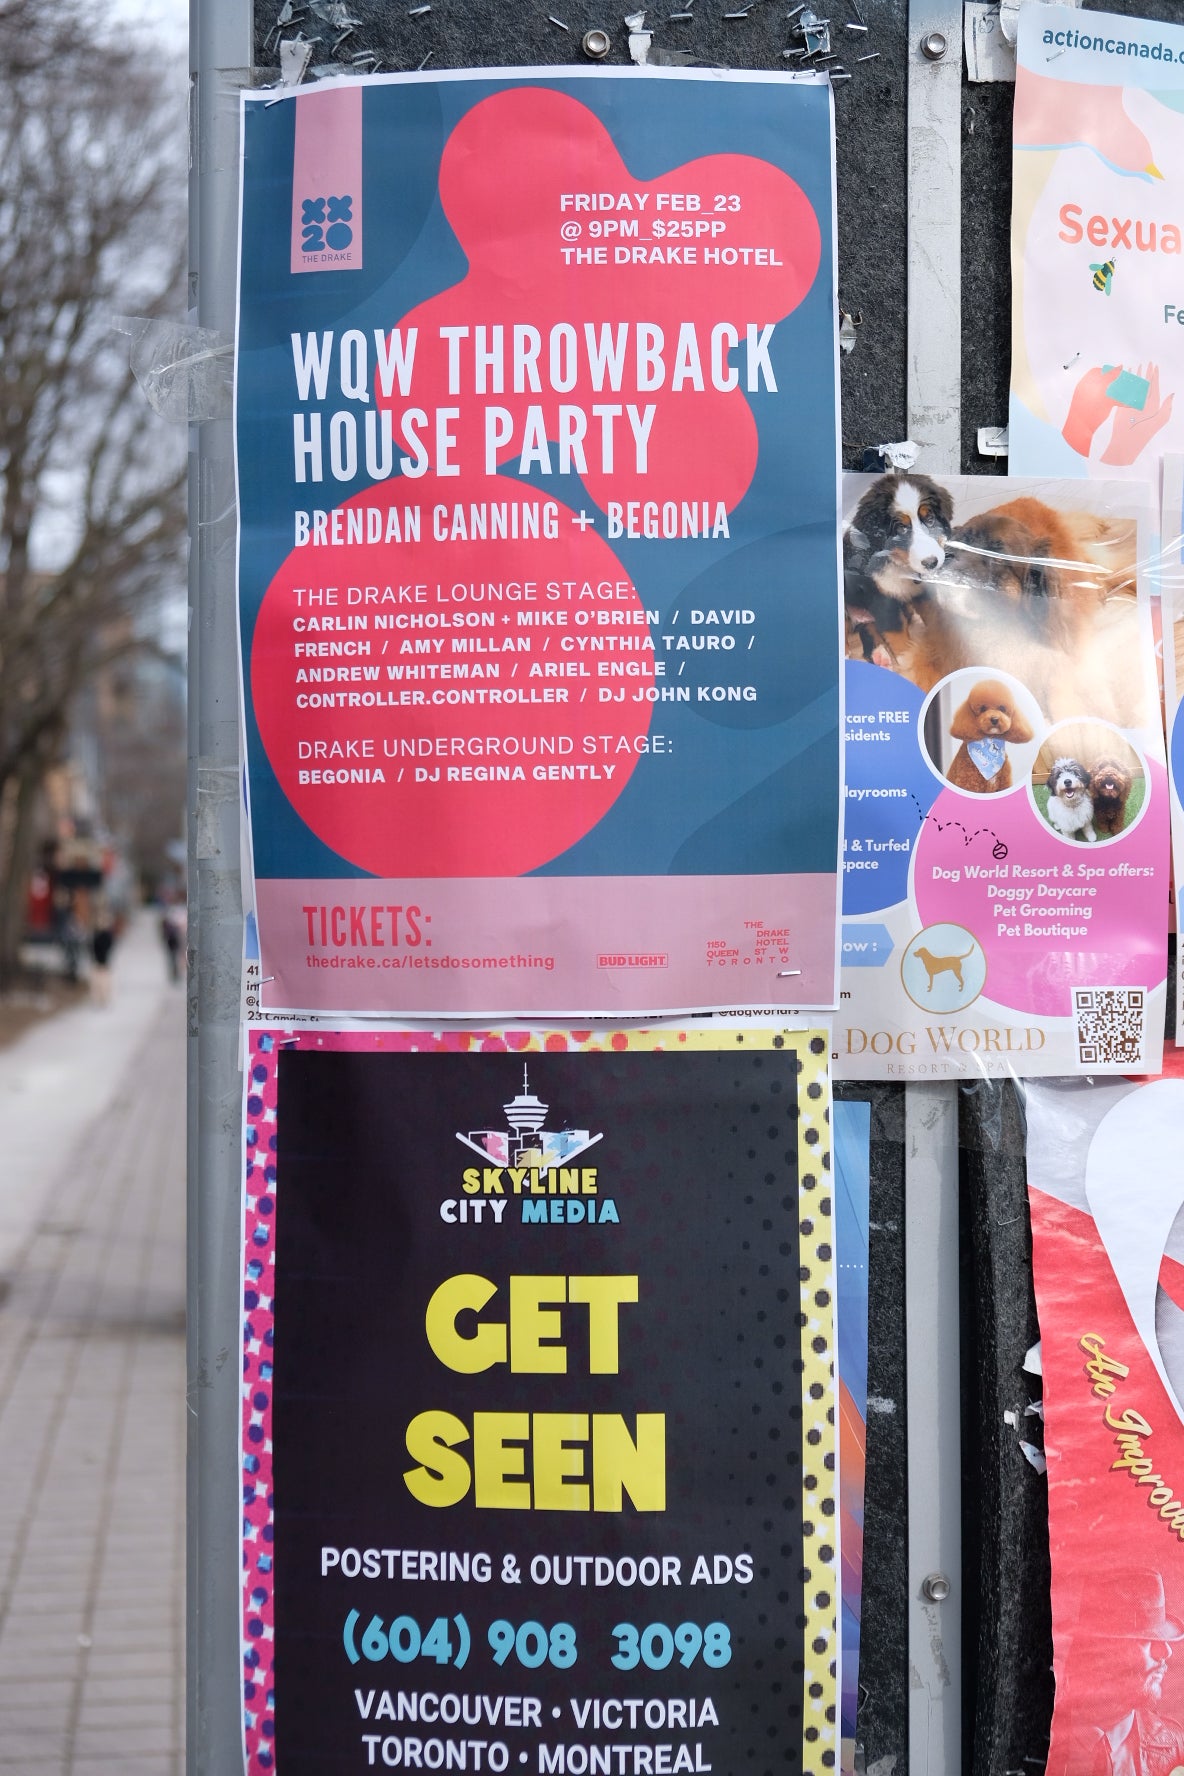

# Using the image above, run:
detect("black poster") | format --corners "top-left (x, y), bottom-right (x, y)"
top-left (240, 1029), bottom-right (837, 1776)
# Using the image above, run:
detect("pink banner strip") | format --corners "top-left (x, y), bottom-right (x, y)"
top-left (290, 86), bottom-right (363, 274)
top-left (256, 872), bottom-right (838, 1014)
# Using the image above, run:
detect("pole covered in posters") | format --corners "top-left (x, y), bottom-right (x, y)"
top-left (234, 71), bottom-right (843, 1017)
top-left (239, 1027), bottom-right (838, 1774)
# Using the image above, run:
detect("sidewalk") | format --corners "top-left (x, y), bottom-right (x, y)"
top-left (0, 913), bottom-right (186, 1773)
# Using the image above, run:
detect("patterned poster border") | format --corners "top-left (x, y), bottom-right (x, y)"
top-left (240, 1025), bottom-right (837, 1775)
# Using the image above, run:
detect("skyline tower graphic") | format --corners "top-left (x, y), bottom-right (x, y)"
top-left (457, 1064), bottom-right (603, 1172)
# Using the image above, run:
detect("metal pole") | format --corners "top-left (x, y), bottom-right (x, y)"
top-left (905, 1083), bottom-right (963, 1775)
top-left (187, 3), bottom-right (252, 1771)
top-left (906, 1), bottom-right (962, 1766)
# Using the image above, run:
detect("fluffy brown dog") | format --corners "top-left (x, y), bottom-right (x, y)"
top-left (945, 678), bottom-right (1034, 793)
top-left (910, 498), bottom-right (1143, 725)
top-left (911, 507), bottom-right (1085, 686)
top-left (1088, 757), bottom-right (1133, 836)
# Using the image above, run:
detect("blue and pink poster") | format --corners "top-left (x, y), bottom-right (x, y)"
top-left (834, 471), bottom-right (1167, 1078)
top-left (235, 71), bottom-right (842, 1016)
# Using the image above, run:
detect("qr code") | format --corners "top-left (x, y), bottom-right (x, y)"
top-left (1073, 987), bottom-right (1146, 1068)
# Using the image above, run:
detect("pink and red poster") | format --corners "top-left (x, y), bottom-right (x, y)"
top-left (235, 72), bottom-right (842, 1016)
top-left (1027, 1075), bottom-right (1184, 1775)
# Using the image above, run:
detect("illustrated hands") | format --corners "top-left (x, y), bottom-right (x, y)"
top-left (1062, 365), bottom-right (1122, 457)
top-left (1062, 363), bottom-right (1175, 462)
top-left (1101, 364), bottom-right (1174, 465)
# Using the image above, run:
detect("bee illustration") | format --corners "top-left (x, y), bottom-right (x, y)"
top-left (1090, 257), bottom-right (1116, 296)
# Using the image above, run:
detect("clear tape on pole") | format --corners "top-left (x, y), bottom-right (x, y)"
top-left (112, 315), bottom-right (233, 423)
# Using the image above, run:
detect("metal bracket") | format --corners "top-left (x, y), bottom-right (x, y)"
top-left (907, 0), bottom-right (962, 471)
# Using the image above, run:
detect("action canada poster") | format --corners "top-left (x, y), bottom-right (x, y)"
top-left (1010, 3), bottom-right (1184, 479)
top-left (1027, 1075), bottom-right (1184, 1776)
top-left (834, 470), bottom-right (1167, 1080)
top-left (239, 1026), bottom-right (838, 1775)
top-left (234, 71), bottom-right (843, 1017)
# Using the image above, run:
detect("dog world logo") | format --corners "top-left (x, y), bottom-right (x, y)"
top-left (451, 1067), bottom-right (618, 1226)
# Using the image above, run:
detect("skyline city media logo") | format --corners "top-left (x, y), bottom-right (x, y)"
top-left (450, 1065), bottom-right (618, 1226)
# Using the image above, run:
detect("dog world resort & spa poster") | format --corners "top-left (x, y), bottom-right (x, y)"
top-left (1026, 1074), bottom-right (1184, 1776)
top-left (835, 471), bottom-right (1168, 1080)
top-left (234, 72), bottom-right (843, 1017)
top-left (238, 1026), bottom-right (838, 1776)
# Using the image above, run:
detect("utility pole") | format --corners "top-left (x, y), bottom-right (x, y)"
top-left (188, 4), bottom-right (253, 1771)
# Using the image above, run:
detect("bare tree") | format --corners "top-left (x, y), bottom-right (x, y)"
top-left (0, 3), bottom-right (187, 978)
top-left (91, 651), bottom-right (187, 898)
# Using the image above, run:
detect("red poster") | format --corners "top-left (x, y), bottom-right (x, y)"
top-left (1028, 1075), bottom-right (1184, 1775)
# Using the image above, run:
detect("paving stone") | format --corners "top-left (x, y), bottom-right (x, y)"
top-left (0, 942), bottom-right (185, 1775)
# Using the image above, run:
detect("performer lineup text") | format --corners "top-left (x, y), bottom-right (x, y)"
top-left (404, 1274), bottom-right (665, 1514)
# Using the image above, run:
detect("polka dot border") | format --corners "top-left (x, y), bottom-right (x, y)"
top-left (242, 1030), bottom-right (281, 1774)
top-left (239, 1024), bottom-right (838, 1775)
top-left (794, 1034), bottom-right (839, 1775)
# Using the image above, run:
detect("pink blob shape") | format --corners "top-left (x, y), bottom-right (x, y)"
top-left (379, 87), bottom-right (822, 516)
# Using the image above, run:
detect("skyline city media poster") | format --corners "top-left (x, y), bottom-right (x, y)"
top-left (234, 69), bottom-right (843, 1018)
top-left (239, 1026), bottom-right (839, 1775)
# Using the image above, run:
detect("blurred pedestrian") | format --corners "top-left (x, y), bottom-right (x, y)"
top-left (160, 902), bottom-right (186, 983)
top-left (89, 899), bottom-right (117, 1006)
top-left (60, 903), bottom-right (85, 985)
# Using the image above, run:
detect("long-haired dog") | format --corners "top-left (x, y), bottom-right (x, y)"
top-left (945, 678), bottom-right (1034, 793)
top-left (910, 499), bottom-right (1143, 724)
top-left (911, 507), bottom-right (1079, 685)
top-left (1088, 757), bottom-right (1133, 836)
top-left (844, 473), bottom-right (954, 665)
top-left (1045, 757), bottom-right (1097, 842)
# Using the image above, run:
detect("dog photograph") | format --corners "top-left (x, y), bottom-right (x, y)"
top-left (844, 473), bottom-right (953, 665)
top-left (921, 670), bottom-right (1043, 798)
top-left (1030, 723), bottom-right (1144, 843)
top-left (843, 472), bottom-right (1150, 728)
top-left (1042, 757), bottom-right (1097, 844)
